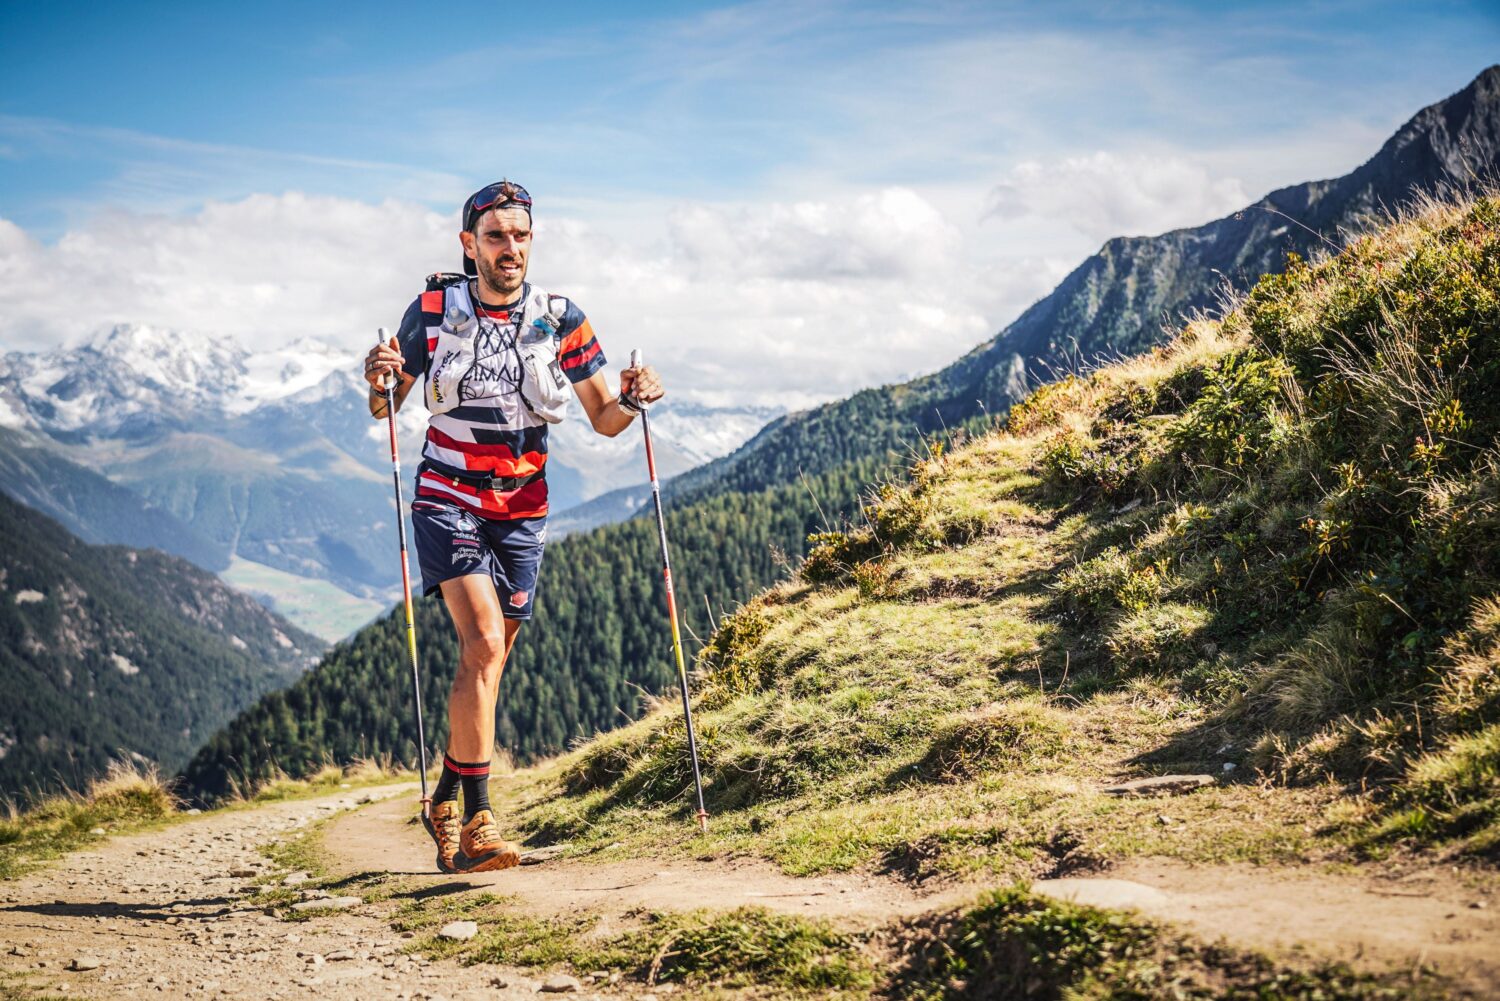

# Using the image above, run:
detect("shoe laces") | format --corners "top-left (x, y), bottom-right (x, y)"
top-left (432, 804), bottom-right (461, 842)
top-left (467, 812), bottom-right (502, 847)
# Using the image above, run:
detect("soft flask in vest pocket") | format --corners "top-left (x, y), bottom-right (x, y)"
top-left (424, 294), bottom-right (477, 415)
top-left (516, 287), bottom-right (571, 424)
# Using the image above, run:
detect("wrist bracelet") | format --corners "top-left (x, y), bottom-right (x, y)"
top-left (617, 393), bottom-right (644, 416)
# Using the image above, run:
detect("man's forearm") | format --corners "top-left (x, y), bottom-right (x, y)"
top-left (369, 382), bottom-right (412, 418)
top-left (590, 398), bottom-right (639, 437)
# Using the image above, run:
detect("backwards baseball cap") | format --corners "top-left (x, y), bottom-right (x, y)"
top-left (461, 180), bottom-right (533, 276)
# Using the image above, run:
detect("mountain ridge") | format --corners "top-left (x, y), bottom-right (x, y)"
top-left (666, 64), bottom-right (1500, 507)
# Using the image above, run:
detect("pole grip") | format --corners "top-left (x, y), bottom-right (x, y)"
top-left (376, 327), bottom-right (393, 392)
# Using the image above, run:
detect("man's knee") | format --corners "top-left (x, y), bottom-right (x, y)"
top-left (457, 629), bottom-right (509, 684)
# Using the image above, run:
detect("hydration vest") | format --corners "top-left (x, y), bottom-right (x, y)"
top-left (421, 272), bottom-right (572, 423)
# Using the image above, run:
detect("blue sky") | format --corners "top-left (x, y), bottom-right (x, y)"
top-left (4, 1), bottom-right (1496, 232)
top-left (1, 1), bottom-right (1498, 406)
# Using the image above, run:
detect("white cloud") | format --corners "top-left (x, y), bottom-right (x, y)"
top-left (985, 151), bottom-right (1250, 241)
top-left (0, 193), bottom-right (452, 353)
top-left (0, 187), bottom-right (1060, 412)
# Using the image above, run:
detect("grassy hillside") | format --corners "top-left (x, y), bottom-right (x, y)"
top-left (505, 192), bottom-right (1500, 884)
top-left (0, 491), bottom-right (323, 802)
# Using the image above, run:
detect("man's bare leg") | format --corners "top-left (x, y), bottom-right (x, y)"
top-left (440, 573), bottom-right (521, 763)
top-left (423, 574), bottom-right (524, 872)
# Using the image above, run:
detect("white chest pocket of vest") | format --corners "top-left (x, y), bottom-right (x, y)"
top-left (425, 303), bottom-right (477, 415)
top-left (516, 291), bottom-right (571, 424)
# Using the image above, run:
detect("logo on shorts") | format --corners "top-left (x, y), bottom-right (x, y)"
top-left (509, 590), bottom-right (529, 608)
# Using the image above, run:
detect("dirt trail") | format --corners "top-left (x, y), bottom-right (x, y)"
top-left (326, 792), bottom-right (966, 923)
top-left (3, 783), bottom-right (1498, 999)
top-left (329, 792), bottom-right (1500, 994)
top-left (1036, 860), bottom-right (1500, 991)
top-left (0, 785), bottom-right (615, 1000)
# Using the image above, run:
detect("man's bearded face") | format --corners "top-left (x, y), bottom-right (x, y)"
top-left (464, 206), bottom-right (531, 298)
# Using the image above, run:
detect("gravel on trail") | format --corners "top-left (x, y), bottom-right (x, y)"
top-left (0, 787), bottom-right (621, 1000)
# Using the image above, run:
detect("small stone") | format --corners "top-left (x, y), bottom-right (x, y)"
top-left (186, 808), bottom-right (202, 815)
top-left (88, 828), bottom-right (106, 836)
top-left (1155, 814), bottom-right (1173, 825)
top-left (1222, 762), bottom-right (1237, 773)
top-left (519, 844), bottom-right (569, 865)
top-left (305, 954), bottom-right (325, 967)
top-left (229, 867), bottom-right (258, 878)
top-left (290, 896), bottom-right (361, 913)
top-left (540, 974), bottom-right (582, 993)
top-left (1102, 774), bottom-right (1216, 797)
top-left (1470, 900), bottom-right (1487, 909)
top-left (488, 976), bottom-right (509, 988)
top-left (325, 949), bottom-right (354, 961)
top-left (282, 872), bottom-right (311, 886)
top-left (69, 956), bottom-right (101, 971)
top-left (438, 920), bottom-right (477, 941)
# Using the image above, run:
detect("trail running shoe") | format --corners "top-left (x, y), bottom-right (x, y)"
top-left (422, 799), bottom-right (462, 873)
top-left (455, 809), bottom-right (522, 873)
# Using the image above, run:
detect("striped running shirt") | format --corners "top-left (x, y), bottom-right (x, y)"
top-left (396, 281), bottom-right (607, 519)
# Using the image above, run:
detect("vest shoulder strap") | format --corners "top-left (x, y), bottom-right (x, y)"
top-left (424, 272), bottom-right (468, 292)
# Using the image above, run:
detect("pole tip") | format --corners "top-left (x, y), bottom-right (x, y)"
top-left (696, 810), bottom-right (709, 835)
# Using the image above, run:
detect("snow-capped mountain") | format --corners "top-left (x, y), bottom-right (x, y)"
top-left (0, 324), bottom-right (356, 437)
top-left (0, 323), bottom-right (782, 633)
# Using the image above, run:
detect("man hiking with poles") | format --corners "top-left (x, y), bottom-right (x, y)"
top-left (362, 180), bottom-right (664, 873)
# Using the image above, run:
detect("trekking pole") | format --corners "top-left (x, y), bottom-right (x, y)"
top-left (632, 349), bottom-right (709, 834)
top-left (376, 327), bottom-right (431, 816)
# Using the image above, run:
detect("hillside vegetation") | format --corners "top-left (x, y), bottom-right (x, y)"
top-left (0, 492), bottom-right (322, 802)
top-left (505, 192), bottom-right (1500, 890)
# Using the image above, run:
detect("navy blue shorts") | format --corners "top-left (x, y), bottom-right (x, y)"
top-left (410, 497), bottom-right (547, 619)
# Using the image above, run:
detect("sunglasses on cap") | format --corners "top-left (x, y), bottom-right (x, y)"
top-left (467, 180), bottom-right (531, 221)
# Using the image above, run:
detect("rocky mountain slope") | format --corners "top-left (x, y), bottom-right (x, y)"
top-left (668, 64), bottom-right (1500, 506)
top-left (0, 490), bottom-right (323, 800)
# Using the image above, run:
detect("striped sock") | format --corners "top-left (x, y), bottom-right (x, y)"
top-left (445, 757), bottom-right (491, 821)
top-left (432, 755), bottom-right (463, 806)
